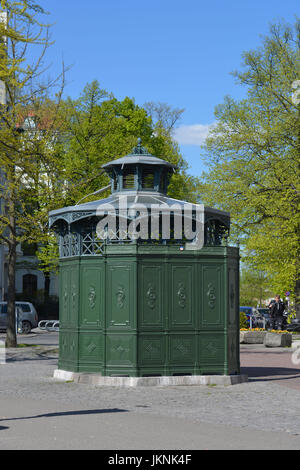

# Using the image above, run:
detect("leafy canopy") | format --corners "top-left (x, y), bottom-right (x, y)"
top-left (200, 19), bottom-right (300, 304)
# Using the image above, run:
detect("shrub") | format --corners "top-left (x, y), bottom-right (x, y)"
top-left (240, 311), bottom-right (248, 329)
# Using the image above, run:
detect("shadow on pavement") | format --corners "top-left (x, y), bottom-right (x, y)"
top-left (0, 408), bottom-right (129, 423)
top-left (241, 366), bottom-right (300, 382)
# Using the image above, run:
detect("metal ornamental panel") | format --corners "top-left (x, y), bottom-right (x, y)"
top-left (139, 265), bottom-right (164, 329)
top-left (79, 264), bottom-right (104, 328)
top-left (106, 334), bottom-right (137, 367)
top-left (201, 264), bottom-right (223, 328)
top-left (169, 265), bottom-right (194, 330)
top-left (169, 334), bottom-right (196, 366)
top-left (107, 263), bottom-right (135, 329)
top-left (138, 335), bottom-right (166, 366)
top-left (78, 331), bottom-right (104, 371)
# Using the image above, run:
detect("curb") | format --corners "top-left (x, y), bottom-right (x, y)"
top-left (53, 369), bottom-right (248, 387)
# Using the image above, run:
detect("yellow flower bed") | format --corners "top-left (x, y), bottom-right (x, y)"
top-left (240, 328), bottom-right (265, 332)
top-left (269, 330), bottom-right (289, 334)
top-left (240, 328), bottom-right (288, 334)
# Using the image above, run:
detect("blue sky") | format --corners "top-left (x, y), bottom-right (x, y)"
top-left (43, 0), bottom-right (299, 176)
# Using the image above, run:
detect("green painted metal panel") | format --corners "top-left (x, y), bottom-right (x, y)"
top-left (106, 261), bottom-right (136, 330)
top-left (106, 334), bottom-right (137, 369)
top-left (60, 266), bottom-right (70, 327)
top-left (169, 334), bottom-right (196, 366)
top-left (199, 333), bottom-right (225, 365)
top-left (56, 245), bottom-right (240, 377)
top-left (79, 263), bottom-right (105, 329)
top-left (169, 264), bottom-right (194, 330)
top-left (138, 335), bottom-right (166, 366)
top-left (59, 260), bottom-right (80, 328)
top-left (201, 264), bottom-right (224, 329)
top-left (78, 331), bottom-right (104, 372)
top-left (58, 329), bottom-right (79, 372)
top-left (139, 264), bottom-right (164, 329)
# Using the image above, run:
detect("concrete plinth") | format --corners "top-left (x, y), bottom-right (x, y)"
top-left (264, 332), bottom-right (292, 348)
top-left (240, 331), bottom-right (267, 344)
top-left (53, 369), bottom-right (248, 387)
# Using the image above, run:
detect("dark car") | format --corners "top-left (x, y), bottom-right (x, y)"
top-left (257, 308), bottom-right (269, 316)
top-left (287, 318), bottom-right (300, 332)
top-left (257, 308), bottom-right (271, 328)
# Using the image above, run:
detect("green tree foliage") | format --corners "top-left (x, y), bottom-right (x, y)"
top-left (56, 84), bottom-right (199, 206)
top-left (144, 101), bottom-right (200, 203)
top-left (58, 81), bottom-right (153, 206)
top-left (239, 264), bottom-right (272, 307)
top-left (0, 1), bottom-right (65, 346)
top-left (200, 20), bottom-right (300, 314)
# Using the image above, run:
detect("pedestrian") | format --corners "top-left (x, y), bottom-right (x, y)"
top-left (269, 295), bottom-right (286, 330)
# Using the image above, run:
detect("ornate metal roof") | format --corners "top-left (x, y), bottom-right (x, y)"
top-left (49, 192), bottom-right (230, 229)
top-left (102, 138), bottom-right (176, 170)
top-left (48, 138), bottom-right (230, 243)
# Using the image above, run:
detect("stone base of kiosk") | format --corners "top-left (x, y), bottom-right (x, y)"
top-left (53, 369), bottom-right (248, 387)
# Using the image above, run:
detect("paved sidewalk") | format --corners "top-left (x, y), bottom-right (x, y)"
top-left (0, 335), bottom-right (300, 449)
top-left (241, 344), bottom-right (300, 391)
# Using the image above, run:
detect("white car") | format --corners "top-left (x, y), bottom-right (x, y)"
top-left (0, 301), bottom-right (38, 334)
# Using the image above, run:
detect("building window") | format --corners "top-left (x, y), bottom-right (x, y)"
top-left (21, 241), bottom-right (37, 256)
top-left (23, 274), bottom-right (37, 297)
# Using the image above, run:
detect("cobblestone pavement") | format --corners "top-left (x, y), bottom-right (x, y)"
top-left (0, 333), bottom-right (300, 449)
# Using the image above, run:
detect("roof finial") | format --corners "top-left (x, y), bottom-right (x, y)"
top-left (130, 137), bottom-right (150, 156)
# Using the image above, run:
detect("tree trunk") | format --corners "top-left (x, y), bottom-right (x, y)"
top-left (5, 240), bottom-right (17, 347)
top-left (44, 270), bottom-right (50, 300)
top-left (5, 194), bottom-right (17, 348)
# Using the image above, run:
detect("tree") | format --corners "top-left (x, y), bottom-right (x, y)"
top-left (200, 19), bottom-right (300, 315)
top-left (144, 101), bottom-right (200, 203)
top-left (58, 81), bottom-right (154, 206)
top-left (52, 81), bottom-right (200, 207)
top-left (0, 1), bottom-right (65, 346)
top-left (239, 263), bottom-right (272, 307)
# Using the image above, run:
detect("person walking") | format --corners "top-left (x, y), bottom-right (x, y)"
top-left (269, 295), bottom-right (286, 330)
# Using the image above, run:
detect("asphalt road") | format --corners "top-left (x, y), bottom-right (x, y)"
top-left (0, 330), bottom-right (300, 450)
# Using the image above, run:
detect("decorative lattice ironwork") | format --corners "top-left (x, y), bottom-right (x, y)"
top-left (57, 217), bottom-right (229, 258)
top-left (59, 230), bottom-right (104, 258)
top-left (81, 231), bottom-right (105, 256)
top-left (60, 232), bottom-right (80, 258)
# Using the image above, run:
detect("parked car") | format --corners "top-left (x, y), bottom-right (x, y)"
top-left (257, 308), bottom-right (271, 328)
top-left (257, 307), bottom-right (269, 316)
top-left (0, 301), bottom-right (38, 334)
top-left (287, 318), bottom-right (300, 332)
top-left (240, 306), bottom-right (260, 327)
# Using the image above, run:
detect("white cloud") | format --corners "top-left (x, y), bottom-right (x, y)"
top-left (173, 123), bottom-right (215, 146)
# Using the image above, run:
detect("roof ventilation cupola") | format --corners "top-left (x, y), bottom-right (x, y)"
top-left (102, 138), bottom-right (176, 195)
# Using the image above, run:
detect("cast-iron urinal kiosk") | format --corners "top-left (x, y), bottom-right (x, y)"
top-left (49, 140), bottom-right (241, 380)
